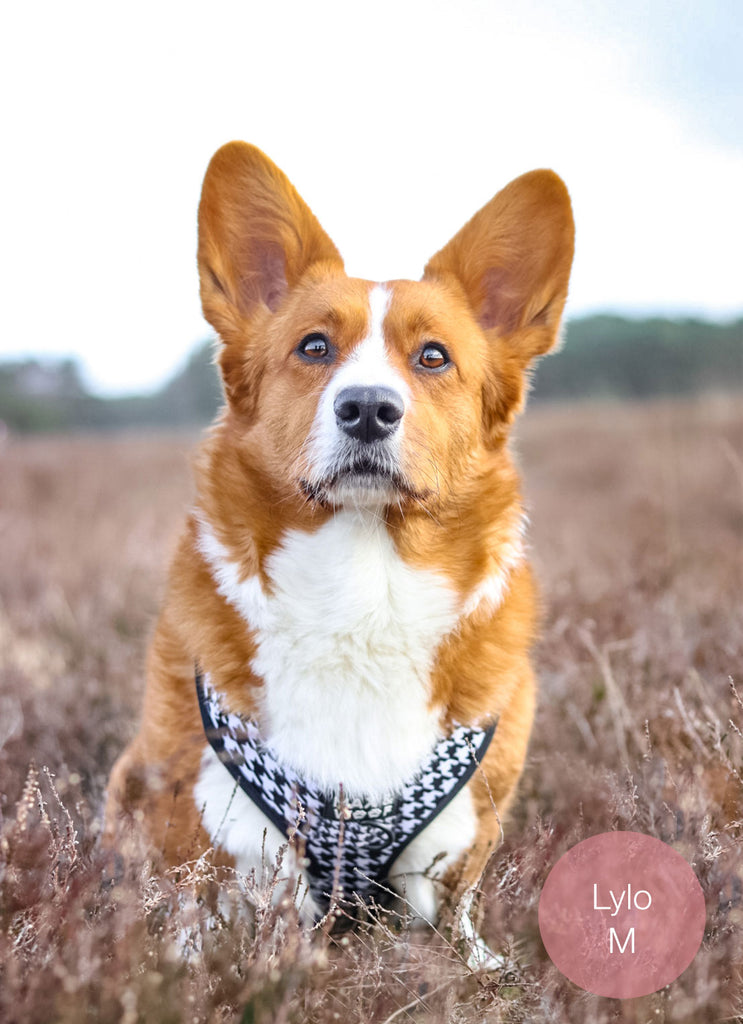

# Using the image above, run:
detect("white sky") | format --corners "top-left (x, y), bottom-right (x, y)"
top-left (1, 0), bottom-right (741, 395)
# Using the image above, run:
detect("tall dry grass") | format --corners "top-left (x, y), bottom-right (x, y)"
top-left (1, 396), bottom-right (742, 1023)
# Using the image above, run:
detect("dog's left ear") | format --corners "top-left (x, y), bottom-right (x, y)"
top-left (423, 170), bottom-right (575, 364)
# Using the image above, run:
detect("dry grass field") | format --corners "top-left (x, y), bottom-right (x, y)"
top-left (1, 395), bottom-right (742, 1023)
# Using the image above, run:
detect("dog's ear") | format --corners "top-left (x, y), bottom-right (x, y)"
top-left (424, 170), bottom-right (574, 360)
top-left (198, 142), bottom-right (344, 342)
top-left (423, 170), bottom-right (574, 437)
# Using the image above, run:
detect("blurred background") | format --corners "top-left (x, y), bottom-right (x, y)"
top-left (2, 5), bottom-right (743, 1019)
top-left (1, 0), bottom-right (741, 430)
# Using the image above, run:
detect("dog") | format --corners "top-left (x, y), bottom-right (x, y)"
top-left (105, 141), bottom-right (574, 934)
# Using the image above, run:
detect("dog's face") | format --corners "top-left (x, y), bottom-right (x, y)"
top-left (228, 274), bottom-right (489, 511)
top-left (197, 143), bottom-right (574, 512)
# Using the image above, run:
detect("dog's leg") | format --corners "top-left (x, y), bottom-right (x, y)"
top-left (387, 783), bottom-right (478, 923)
top-left (454, 886), bottom-right (506, 971)
top-left (194, 744), bottom-right (321, 922)
top-left (387, 786), bottom-right (504, 970)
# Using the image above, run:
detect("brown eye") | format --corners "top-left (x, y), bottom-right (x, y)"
top-left (298, 333), bottom-right (331, 360)
top-left (419, 344), bottom-right (449, 370)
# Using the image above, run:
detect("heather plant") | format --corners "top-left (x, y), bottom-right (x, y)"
top-left (1, 397), bottom-right (742, 1022)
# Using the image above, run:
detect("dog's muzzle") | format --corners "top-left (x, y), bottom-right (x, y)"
top-left (300, 383), bottom-right (416, 505)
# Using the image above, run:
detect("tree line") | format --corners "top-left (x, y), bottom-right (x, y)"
top-left (1, 314), bottom-right (741, 433)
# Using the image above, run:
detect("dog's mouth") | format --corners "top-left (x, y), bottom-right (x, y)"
top-left (300, 450), bottom-right (427, 508)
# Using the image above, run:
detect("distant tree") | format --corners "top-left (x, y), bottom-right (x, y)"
top-left (159, 342), bottom-right (224, 423)
top-left (531, 315), bottom-right (743, 402)
top-left (0, 358), bottom-right (98, 431)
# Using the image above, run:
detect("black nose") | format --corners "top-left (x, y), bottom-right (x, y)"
top-left (334, 386), bottom-right (404, 442)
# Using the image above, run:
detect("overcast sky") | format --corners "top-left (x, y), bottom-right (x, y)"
top-left (1, 0), bottom-right (741, 394)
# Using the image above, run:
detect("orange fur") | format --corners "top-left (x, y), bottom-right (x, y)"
top-left (105, 142), bottom-right (574, 911)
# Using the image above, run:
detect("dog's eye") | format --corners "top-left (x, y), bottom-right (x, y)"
top-left (298, 333), bottom-right (331, 360)
top-left (418, 344), bottom-right (449, 370)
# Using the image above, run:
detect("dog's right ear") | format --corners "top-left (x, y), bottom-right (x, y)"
top-left (197, 142), bottom-right (344, 343)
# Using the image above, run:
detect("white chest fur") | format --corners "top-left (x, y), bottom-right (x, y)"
top-left (197, 512), bottom-right (461, 800)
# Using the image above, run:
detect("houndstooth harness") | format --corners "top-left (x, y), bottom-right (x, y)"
top-left (195, 670), bottom-right (496, 915)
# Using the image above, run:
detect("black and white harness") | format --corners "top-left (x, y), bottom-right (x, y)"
top-left (195, 671), bottom-right (496, 914)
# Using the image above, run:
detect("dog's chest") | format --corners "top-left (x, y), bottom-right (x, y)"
top-left (201, 512), bottom-right (461, 799)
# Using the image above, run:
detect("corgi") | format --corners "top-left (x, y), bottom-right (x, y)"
top-left (105, 141), bottom-right (574, 931)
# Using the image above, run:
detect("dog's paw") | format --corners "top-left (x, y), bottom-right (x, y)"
top-left (465, 932), bottom-right (506, 972)
top-left (456, 889), bottom-right (505, 973)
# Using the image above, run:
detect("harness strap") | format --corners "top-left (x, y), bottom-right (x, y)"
top-left (195, 669), bottom-right (497, 912)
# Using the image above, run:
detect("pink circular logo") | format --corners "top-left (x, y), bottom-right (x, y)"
top-left (538, 831), bottom-right (706, 999)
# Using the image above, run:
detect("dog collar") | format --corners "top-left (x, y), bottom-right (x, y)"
top-left (195, 670), bottom-right (496, 915)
